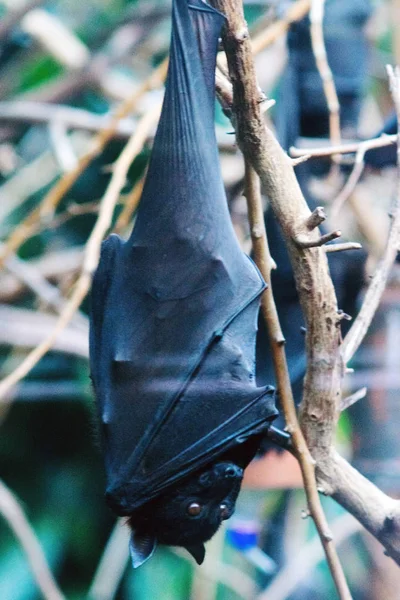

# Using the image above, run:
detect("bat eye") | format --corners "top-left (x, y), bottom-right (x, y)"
top-left (219, 503), bottom-right (230, 520)
top-left (187, 502), bottom-right (202, 517)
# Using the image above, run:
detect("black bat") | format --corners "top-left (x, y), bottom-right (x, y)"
top-left (276, 0), bottom-right (372, 152)
top-left (89, 0), bottom-right (276, 568)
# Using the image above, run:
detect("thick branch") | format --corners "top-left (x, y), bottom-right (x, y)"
top-left (211, 0), bottom-right (400, 581)
top-left (213, 2), bottom-right (350, 597)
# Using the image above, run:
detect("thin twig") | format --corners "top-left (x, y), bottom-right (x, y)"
top-left (0, 305), bottom-right (88, 359)
top-left (212, 1), bottom-right (352, 596)
top-left (294, 230), bottom-right (341, 248)
top-left (212, 3), bottom-right (400, 567)
top-left (0, 101), bottom-right (136, 137)
top-left (340, 387), bottom-right (367, 412)
top-left (114, 174), bottom-right (146, 234)
top-left (0, 58), bottom-right (168, 268)
top-left (342, 68), bottom-right (400, 364)
top-left (0, 479), bottom-right (65, 600)
top-left (49, 120), bottom-right (78, 172)
top-left (243, 163), bottom-right (350, 599)
top-left (0, 0), bottom-right (44, 40)
top-left (0, 247), bottom-right (83, 303)
top-left (325, 243), bottom-right (362, 254)
top-left (251, 0), bottom-right (311, 56)
top-left (2, 248), bottom-right (87, 330)
top-left (257, 513), bottom-right (361, 600)
top-left (0, 104), bottom-right (161, 401)
top-left (3, 248), bottom-right (68, 313)
top-left (310, 0), bottom-right (341, 147)
top-left (305, 206), bottom-right (326, 229)
top-left (290, 134), bottom-right (398, 159)
top-left (87, 519), bottom-right (130, 600)
top-left (330, 140), bottom-right (375, 218)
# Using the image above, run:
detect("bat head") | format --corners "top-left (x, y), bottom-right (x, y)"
top-left (128, 460), bottom-right (244, 567)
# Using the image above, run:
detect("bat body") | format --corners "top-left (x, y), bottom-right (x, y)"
top-left (90, 0), bottom-right (276, 567)
top-left (276, 0), bottom-right (372, 152)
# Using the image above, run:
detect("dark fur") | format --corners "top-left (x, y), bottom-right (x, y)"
top-left (89, 0), bottom-right (276, 567)
top-left (126, 435), bottom-right (262, 547)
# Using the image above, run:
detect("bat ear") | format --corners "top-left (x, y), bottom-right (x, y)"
top-left (184, 543), bottom-right (206, 565)
top-left (129, 530), bottom-right (157, 568)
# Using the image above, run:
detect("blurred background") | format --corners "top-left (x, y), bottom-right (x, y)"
top-left (0, 0), bottom-right (400, 598)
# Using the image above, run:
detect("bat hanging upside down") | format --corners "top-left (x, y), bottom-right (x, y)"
top-left (89, 0), bottom-right (277, 568)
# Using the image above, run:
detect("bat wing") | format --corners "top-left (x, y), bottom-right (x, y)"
top-left (90, 0), bottom-right (276, 515)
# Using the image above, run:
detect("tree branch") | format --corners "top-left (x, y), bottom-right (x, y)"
top-left (0, 103), bottom-right (161, 401)
top-left (0, 479), bottom-right (65, 600)
top-left (211, 0), bottom-right (400, 587)
top-left (0, 58), bottom-right (168, 268)
top-left (342, 66), bottom-right (400, 364)
top-left (213, 1), bottom-right (351, 597)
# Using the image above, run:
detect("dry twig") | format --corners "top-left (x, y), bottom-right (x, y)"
top-left (340, 387), bottom-right (367, 412)
top-left (87, 519), bottom-right (130, 600)
top-left (211, 0), bottom-right (400, 590)
top-left (290, 134), bottom-right (398, 159)
top-left (114, 174), bottom-right (145, 234)
top-left (342, 66), bottom-right (400, 364)
top-left (310, 0), bottom-right (341, 147)
top-left (213, 1), bottom-right (351, 595)
top-left (0, 479), bottom-right (65, 600)
top-left (0, 58), bottom-right (168, 268)
top-left (0, 305), bottom-right (88, 359)
top-left (258, 513), bottom-right (361, 600)
top-left (0, 103), bottom-right (161, 401)
top-left (251, 0), bottom-right (311, 56)
top-left (330, 140), bottom-right (377, 218)
top-left (0, 247), bottom-right (83, 303)
top-left (0, 101), bottom-right (136, 137)
top-left (243, 163), bottom-right (350, 598)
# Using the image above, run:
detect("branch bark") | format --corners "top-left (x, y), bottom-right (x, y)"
top-left (211, 0), bottom-right (400, 583)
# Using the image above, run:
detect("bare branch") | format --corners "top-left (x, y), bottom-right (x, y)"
top-left (87, 519), bottom-right (129, 600)
top-left (290, 134), bottom-right (397, 159)
top-left (0, 248), bottom-right (83, 303)
top-left (210, 0), bottom-right (400, 586)
top-left (340, 387), bottom-right (367, 412)
top-left (0, 101), bottom-right (136, 137)
top-left (0, 479), bottom-right (65, 600)
top-left (0, 58), bottom-right (168, 268)
top-left (305, 207), bottom-right (327, 230)
top-left (0, 305), bottom-right (88, 358)
top-left (257, 513), bottom-right (362, 600)
top-left (213, 1), bottom-right (351, 596)
top-left (114, 174), bottom-right (145, 234)
top-left (330, 139), bottom-right (375, 218)
top-left (325, 243), bottom-right (362, 254)
top-left (0, 103), bottom-right (161, 401)
top-left (294, 230), bottom-right (341, 248)
top-left (251, 0), bottom-right (311, 56)
top-left (310, 0), bottom-right (341, 146)
top-left (342, 67), bottom-right (400, 363)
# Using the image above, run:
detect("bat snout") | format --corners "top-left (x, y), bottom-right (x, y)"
top-left (224, 464), bottom-right (243, 479)
top-left (214, 462), bottom-right (243, 480)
